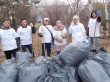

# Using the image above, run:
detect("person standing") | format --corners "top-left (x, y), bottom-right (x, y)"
top-left (0, 19), bottom-right (18, 59)
top-left (88, 11), bottom-right (101, 51)
top-left (38, 18), bottom-right (53, 57)
top-left (53, 20), bottom-right (67, 55)
top-left (68, 15), bottom-right (86, 43)
top-left (17, 19), bottom-right (36, 56)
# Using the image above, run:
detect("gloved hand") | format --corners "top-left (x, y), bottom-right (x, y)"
top-left (96, 11), bottom-right (100, 16)
top-left (51, 42), bottom-right (54, 45)
top-left (82, 41), bottom-right (87, 44)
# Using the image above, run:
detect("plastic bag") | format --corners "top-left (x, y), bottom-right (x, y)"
top-left (94, 51), bottom-right (110, 77)
top-left (44, 65), bottom-right (81, 82)
top-left (66, 67), bottom-right (81, 82)
top-left (34, 56), bottom-right (46, 65)
top-left (17, 61), bottom-right (48, 82)
top-left (50, 56), bottom-right (62, 66)
top-left (49, 64), bottom-right (81, 82)
top-left (37, 72), bottom-right (69, 82)
top-left (78, 59), bottom-right (110, 82)
top-left (59, 43), bottom-right (89, 67)
top-left (0, 58), bottom-right (18, 82)
top-left (35, 56), bottom-right (81, 82)
top-left (15, 51), bottom-right (33, 63)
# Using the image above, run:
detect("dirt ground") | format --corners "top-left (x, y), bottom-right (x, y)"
top-left (0, 25), bottom-right (110, 63)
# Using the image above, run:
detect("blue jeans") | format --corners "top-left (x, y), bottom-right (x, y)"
top-left (89, 37), bottom-right (98, 50)
top-left (42, 43), bottom-right (51, 57)
top-left (21, 44), bottom-right (33, 54)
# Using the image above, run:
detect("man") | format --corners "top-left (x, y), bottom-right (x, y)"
top-left (38, 18), bottom-right (53, 57)
top-left (68, 15), bottom-right (86, 43)
top-left (0, 19), bottom-right (18, 59)
top-left (17, 19), bottom-right (36, 57)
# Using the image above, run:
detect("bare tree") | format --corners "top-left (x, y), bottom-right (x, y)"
top-left (40, 0), bottom-right (69, 26)
top-left (0, 0), bottom-right (41, 29)
top-left (67, 0), bottom-right (88, 15)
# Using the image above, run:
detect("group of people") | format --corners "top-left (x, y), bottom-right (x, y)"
top-left (0, 10), bottom-right (101, 60)
top-left (0, 19), bottom-right (36, 59)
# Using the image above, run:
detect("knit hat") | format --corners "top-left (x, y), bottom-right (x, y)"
top-left (56, 20), bottom-right (62, 25)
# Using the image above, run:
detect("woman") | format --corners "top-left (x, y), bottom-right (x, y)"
top-left (69, 15), bottom-right (86, 43)
top-left (53, 20), bottom-right (67, 55)
top-left (88, 11), bottom-right (101, 51)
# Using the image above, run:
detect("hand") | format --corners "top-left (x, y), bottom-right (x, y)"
top-left (57, 38), bottom-right (63, 43)
top-left (82, 41), bottom-right (87, 44)
top-left (54, 36), bottom-right (58, 40)
top-left (30, 23), bottom-right (34, 27)
top-left (18, 45), bottom-right (21, 49)
top-left (42, 33), bottom-right (44, 36)
top-left (61, 34), bottom-right (66, 39)
top-left (96, 11), bottom-right (100, 16)
top-left (62, 35), bottom-right (65, 39)
top-left (20, 45), bottom-right (22, 48)
top-left (51, 42), bottom-right (54, 45)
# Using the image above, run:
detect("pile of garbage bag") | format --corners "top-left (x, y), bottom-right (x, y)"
top-left (0, 43), bottom-right (110, 82)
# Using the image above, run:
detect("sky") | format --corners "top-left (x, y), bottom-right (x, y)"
top-left (39, 0), bottom-right (89, 5)
top-left (60, 0), bottom-right (88, 4)
top-left (60, 0), bottom-right (104, 4)
top-left (38, 0), bottom-right (105, 6)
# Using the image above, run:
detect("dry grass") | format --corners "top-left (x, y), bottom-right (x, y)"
top-left (0, 24), bottom-right (110, 63)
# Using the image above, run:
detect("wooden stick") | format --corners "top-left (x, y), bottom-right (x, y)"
top-left (42, 26), bottom-right (46, 56)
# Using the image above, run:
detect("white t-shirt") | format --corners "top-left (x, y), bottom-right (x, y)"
top-left (88, 18), bottom-right (101, 37)
top-left (69, 22), bottom-right (86, 43)
top-left (53, 28), bottom-right (67, 45)
top-left (0, 28), bottom-right (17, 51)
top-left (38, 25), bottom-right (53, 43)
top-left (17, 25), bottom-right (32, 45)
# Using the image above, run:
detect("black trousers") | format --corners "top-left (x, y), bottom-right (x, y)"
top-left (42, 43), bottom-right (51, 57)
top-left (4, 48), bottom-right (18, 60)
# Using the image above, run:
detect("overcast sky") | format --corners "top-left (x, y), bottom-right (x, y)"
top-left (60, 0), bottom-right (88, 3)
top-left (39, 0), bottom-right (88, 5)
top-left (39, 0), bottom-right (105, 5)
top-left (57, 0), bottom-right (104, 4)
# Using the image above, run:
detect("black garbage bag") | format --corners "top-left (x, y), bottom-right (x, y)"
top-left (15, 51), bottom-right (33, 63)
top-left (50, 56), bottom-right (62, 65)
top-left (35, 56), bottom-right (53, 71)
top-left (35, 56), bottom-right (62, 72)
top-left (35, 56), bottom-right (81, 82)
top-left (17, 61), bottom-right (48, 82)
top-left (94, 51), bottom-right (110, 77)
top-left (0, 58), bottom-right (18, 82)
top-left (35, 56), bottom-right (61, 65)
top-left (59, 43), bottom-right (89, 67)
top-left (49, 63), bottom-right (81, 82)
top-left (37, 72), bottom-right (69, 82)
top-left (78, 59), bottom-right (110, 82)
top-left (34, 56), bottom-right (46, 65)
top-left (66, 67), bottom-right (81, 82)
